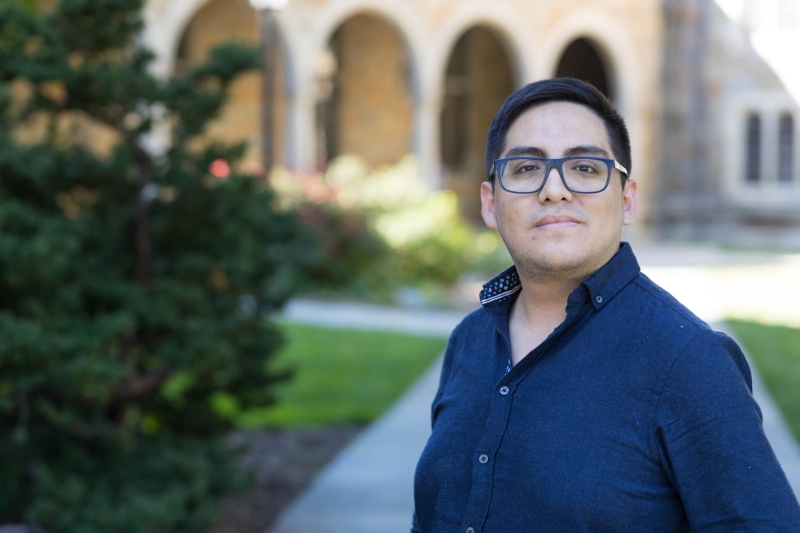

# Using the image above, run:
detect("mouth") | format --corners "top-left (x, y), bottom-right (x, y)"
top-left (533, 214), bottom-right (582, 230)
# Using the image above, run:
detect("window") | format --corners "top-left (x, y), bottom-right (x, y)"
top-left (745, 113), bottom-right (761, 183)
top-left (779, 113), bottom-right (795, 182)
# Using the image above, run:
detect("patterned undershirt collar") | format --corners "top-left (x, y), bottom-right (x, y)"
top-left (479, 266), bottom-right (521, 306)
top-left (480, 267), bottom-right (520, 375)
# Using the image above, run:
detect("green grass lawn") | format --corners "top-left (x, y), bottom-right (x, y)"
top-left (726, 319), bottom-right (800, 441)
top-left (237, 323), bottom-right (448, 427)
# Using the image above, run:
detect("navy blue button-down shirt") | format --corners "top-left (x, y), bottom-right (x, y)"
top-left (413, 243), bottom-right (800, 532)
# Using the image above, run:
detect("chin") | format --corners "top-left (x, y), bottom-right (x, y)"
top-left (511, 247), bottom-right (589, 282)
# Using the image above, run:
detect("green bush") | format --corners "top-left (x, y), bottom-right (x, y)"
top-left (0, 1), bottom-right (380, 531)
top-left (272, 155), bottom-right (511, 290)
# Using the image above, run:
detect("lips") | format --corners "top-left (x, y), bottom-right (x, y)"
top-left (533, 214), bottom-right (582, 229)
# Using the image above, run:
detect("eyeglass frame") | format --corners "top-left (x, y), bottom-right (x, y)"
top-left (491, 156), bottom-right (629, 195)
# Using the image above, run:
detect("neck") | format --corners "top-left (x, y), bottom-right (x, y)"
top-left (507, 275), bottom-right (581, 366)
top-left (514, 275), bottom-right (580, 325)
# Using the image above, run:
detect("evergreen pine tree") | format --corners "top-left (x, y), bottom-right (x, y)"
top-left (0, 0), bottom-right (374, 530)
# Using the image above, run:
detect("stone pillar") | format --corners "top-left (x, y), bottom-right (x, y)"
top-left (288, 86), bottom-right (317, 171)
top-left (414, 94), bottom-right (443, 189)
top-left (659, 0), bottom-right (712, 237)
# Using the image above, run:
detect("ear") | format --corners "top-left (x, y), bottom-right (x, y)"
top-left (480, 181), bottom-right (498, 229)
top-left (622, 179), bottom-right (638, 226)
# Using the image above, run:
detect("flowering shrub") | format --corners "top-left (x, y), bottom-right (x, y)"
top-left (295, 201), bottom-right (388, 289)
top-left (271, 155), bottom-right (510, 288)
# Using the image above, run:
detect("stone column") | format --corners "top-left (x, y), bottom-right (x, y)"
top-left (287, 86), bottom-right (317, 172)
top-left (414, 93), bottom-right (443, 189)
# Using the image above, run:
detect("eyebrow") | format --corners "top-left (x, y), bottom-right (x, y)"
top-left (505, 146), bottom-right (547, 158)
top-left (503, 145), bottom-right (610, 158)
top-left (563, 145), bottom-right (610, 158)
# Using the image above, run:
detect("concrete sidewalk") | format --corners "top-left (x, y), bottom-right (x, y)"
top-left (270, 245), bottom-right (800, 533)
top-left (268, 351), bottom-right (442, 533)
top-left (283, 299), bottom-right (465, 338)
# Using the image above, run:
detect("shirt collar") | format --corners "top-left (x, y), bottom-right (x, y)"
top-left (479, 242), bottom-right (640, 312)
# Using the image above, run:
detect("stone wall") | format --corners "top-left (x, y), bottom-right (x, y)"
top-left (658, 0), bottom-right (800, 244)
top-left (326, 14), bottom-right (414, 169)
top-left (146, 0), bottom-right (663, 230)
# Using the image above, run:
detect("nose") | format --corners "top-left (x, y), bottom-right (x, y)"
top-left (538, 164), bottom-right (573, 203)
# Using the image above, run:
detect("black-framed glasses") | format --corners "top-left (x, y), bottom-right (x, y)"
top-left (492, 156), bottom-right (628, 194)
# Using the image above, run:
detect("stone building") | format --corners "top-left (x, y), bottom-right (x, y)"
top-left (142, 0), bottom-right (800, 243)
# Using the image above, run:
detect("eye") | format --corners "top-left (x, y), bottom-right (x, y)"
top-left (569, 160), bottom-right (601, 174)
top-left (513, 161), bottom-right (541, 174)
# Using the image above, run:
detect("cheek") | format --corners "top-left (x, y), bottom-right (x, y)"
top-left (589, 192), bottom-right (621, 216)
top-left (590, 199), bottom-right (626, 233)
top-left (496, 201), bottom-right (525, 234)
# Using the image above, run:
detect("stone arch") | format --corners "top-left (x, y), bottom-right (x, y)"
top-left (173, 0), bottom-right (257, 76)
top-left (144, 0), bottom-right (216, 79)
top-left (536, 9), bottom-right (642, 119)
top-left (271, 0), bottom-right (427, 171)
top-left (554, 37), bottom-right (615, 101)
top-left (439, 25), bottom-right (517, 223)
top-left (425, 4), bottom-right (534, 100)
top-left (417, 4), bottom-right (532, 192)
top-left (314, 12), bottom-right (415, 168)
top-left (171, 0), bottom-right (289, 170)
top-left (536, 8), bottom-right (652, 229)
top-left (297, 1), bottom-right (425, 102)
top-left (142, 0), bottom-right (296, 170)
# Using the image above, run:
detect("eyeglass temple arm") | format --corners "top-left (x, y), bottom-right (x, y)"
top-left (614, 160), bottom-right (628, 176)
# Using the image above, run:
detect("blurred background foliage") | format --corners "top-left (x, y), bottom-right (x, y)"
top-left (0, 0), bottom-right (385, 531)
top-left (0, 0), bottom-right (512, 530)
top-left (271, 154), bottom-right (511, 303)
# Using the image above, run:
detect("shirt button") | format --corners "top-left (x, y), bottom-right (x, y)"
top-left (479, 454), bottom-right (489, 464)
top-left (499, 386), bottom-right (509, 396)
top-left (466, 528), bottom-right (475, 533)
top-left (596, 295), bottom-right (603, 303)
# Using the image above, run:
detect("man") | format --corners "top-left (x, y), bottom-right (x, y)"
top-left (412, 78), bottom-right (800, 532)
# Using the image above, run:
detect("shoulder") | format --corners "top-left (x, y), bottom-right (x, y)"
top-left (617, 272), bottom-right (751, 389)
top-left (443, 307), bottom-right (497, 364)
top-left (629, 272), bottom-right (708, 332)
top-left (619, 272), bottom-right (717, 350)
top-left (437, 307), bottom-right (497, 383)
top-left (451, 307), bottom-right (496, 340)
top-left (660, 328), bottom-right (753, 406)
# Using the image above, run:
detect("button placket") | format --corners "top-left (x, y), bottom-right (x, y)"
top-left (460, 328), bottom-right (522, 532)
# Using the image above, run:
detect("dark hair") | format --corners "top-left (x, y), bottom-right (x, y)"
top-left (485, 78), bottom-right (631, 184)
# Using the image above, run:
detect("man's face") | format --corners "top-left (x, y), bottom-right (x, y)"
top-left (481, 101), bottom-right (638, 283)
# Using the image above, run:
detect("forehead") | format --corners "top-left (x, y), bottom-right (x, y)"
top-left (503, 101), bottom-right (610, 155)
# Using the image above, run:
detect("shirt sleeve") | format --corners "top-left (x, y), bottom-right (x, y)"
top-left (430, 325), bottom-right (460, 429)
top-left (654, 329), bottom-right (800, 531)
top-left (410, 509), bottom-right (420, 533)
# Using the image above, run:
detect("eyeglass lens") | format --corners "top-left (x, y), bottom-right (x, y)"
top-left (499, 158), bottom-right (610, 193)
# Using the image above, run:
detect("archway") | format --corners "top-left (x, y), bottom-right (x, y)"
top-left (175, 0), bottom-right (288, 172)
top-left (315, 13), bottom-right (414, 169)
top-left (440, 26), bottom-right (516, 223)
top-left (555, 37), bottom-right (614, 101)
